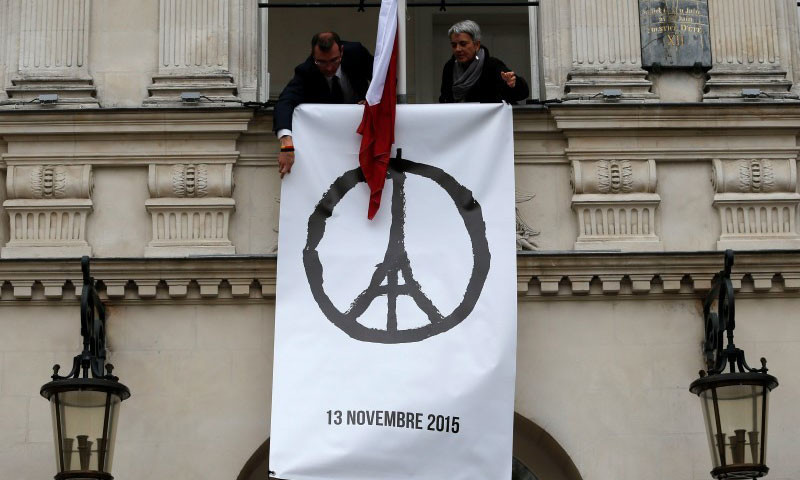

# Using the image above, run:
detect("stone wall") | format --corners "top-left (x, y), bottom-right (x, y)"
top-left (1, 253), bottom-right (799, 479)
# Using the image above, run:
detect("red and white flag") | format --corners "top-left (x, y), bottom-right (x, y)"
top-left (357, 0), bottom-right (398, 219)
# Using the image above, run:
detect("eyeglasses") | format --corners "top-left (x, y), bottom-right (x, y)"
top-left (314, 56), bottom-right (342, 67)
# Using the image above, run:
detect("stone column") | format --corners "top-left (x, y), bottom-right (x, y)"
top-left (785, 0), bottom-right (800, 96)
top-left (147, 0), bottom-right (257, 105)
top-left (0, 0), bottom-right (9, 100)
top-left (538, 0), bottom-right (572, 99)
top-left (231, 0), bottom-right (260, 102)
top-left (6, 0), bottom-right (98, 107)
top-left (704, 0), bottom-right (797, 100)
top-left (563, 0), bottom-right (656, 101)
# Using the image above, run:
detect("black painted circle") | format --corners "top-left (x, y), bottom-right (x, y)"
top-left (303, 158), bottom-right (490, 344)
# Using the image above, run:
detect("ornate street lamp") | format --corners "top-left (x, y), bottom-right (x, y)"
top-left (40, 257), bottom-right (130, 480)
top-left (690, 250), bottom-right (778, 480)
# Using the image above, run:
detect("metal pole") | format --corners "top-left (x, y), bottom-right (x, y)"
top-left (527, 4), bottom-right (539, 101)
top-left (397, 0), bottom-right (407, 103)
top-left (258, 2), bottom-right (539, 8)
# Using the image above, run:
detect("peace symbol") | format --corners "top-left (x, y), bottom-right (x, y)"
top-left (303, 151), bottom-right (491, 344)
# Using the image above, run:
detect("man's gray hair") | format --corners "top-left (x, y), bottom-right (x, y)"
top-left (448, 20), bottom-right (481, 42)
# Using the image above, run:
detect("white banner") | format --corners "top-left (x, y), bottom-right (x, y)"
top-left (270, 103), bottom-right (517, 480)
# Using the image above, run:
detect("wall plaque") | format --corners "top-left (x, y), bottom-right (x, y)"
top-left (639, 0), bottom-right (711, 68)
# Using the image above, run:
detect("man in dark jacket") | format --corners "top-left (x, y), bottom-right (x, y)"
top-left (274, 32), bottom-right (374, 177)
top-left (439, 20), bottom-right (529, 104)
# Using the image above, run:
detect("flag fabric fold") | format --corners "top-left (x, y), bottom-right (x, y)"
top-left (358, 0), bottom-right (398, 219)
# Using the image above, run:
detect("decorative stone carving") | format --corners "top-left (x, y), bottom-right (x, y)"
top-left (149, 163), bottom-right (233, 198)
top-left (145, 163), bottom-right (235, 256)
top-left (9, 165), bottom-right (94, 199)
top-left (146, 0), bottom-right (258, 105)
top-left (557, 0), bottom-right (657, 101)
top-left (4, 0), bottom-right (98, 107)
top-left (573, 159), bottom-right (656, 194)
top-left (711, 158), bottom-right (800, 249)
top-left (515, 192), bottom-right (539, 251)
top-left (571, 159), bottom-right (662, 251)
top-left (2, 165), bottom-right (94, 258)
top-left (704, 0), bottom-right (798, 101)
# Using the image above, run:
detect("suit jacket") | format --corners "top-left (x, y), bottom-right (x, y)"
top-left (439, 47), bottom-right (529, 104)
top-left (273, 41), bottom-right (374, 133)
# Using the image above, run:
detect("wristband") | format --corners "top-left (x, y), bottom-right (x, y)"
top-left (280, 146), bottom-right (295, 153)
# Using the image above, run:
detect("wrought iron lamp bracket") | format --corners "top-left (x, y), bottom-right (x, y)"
top-left (701, 250), bottom-right (769, 377)
top-left (50, 256), bottom-right (118, 382)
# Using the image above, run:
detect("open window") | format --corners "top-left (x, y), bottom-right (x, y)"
top-left (266, 1), bottom-right (540, 103)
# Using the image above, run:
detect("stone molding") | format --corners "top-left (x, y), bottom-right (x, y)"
top-left (711, 158), bottom-right (800, 249)
top-left (548, 104), bottom-right (800, 130)
top-left (0, 256), bottom-right (277, 302)
top-left (0, 109), bottom-right (255, 136)
top-left (517, 251), bottom-right (800, 298)
top-left (145, 74), bottom-right (239, 106)
top-left (571, 159), bottom-right (662, 251)
top-left (2, 152), bottom-right (242, 168)
top-left (0, 253), bottom-right (797, 302)
top-left (705, 0), bottom-right (798, 101)
top-left (1, 164), bottom-right (94, 258)
top-left (4, 0), bottom-right (98, 108)
top-left (145, 164), bottom-right (236, 256)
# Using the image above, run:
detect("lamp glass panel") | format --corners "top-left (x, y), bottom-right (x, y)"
top-left (50, 390), bottom-right (122, 474)
top-left (699, 384), bottom-right (768, 469)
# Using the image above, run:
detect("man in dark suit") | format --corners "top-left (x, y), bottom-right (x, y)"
top-left (274, 32), bottom-right (374, 178)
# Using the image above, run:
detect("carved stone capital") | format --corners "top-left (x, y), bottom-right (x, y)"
top-left (2, 164), bottom-right (94, 258)
top-left (711, 158), bottom-right (800, 249)
top-left (148, 163), bottom-right (233, 198)
top-left (571, 159), bottom-right (657, 195)
top-left (711, 158), bottom-right (796, 194)
top-left (7, 165), bottom-right (93, 199)
top-left (146, 163), bottom-right (236, 256)
top-left (571, 159), bottom-right (662, 251)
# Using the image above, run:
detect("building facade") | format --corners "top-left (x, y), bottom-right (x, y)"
top-left (0, 1), bottom-right (799, 479)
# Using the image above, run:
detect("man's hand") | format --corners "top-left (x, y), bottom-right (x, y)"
top-left (278, 135), bottom-right (295, 179)
top-left (500, 71), bottom-right (517, 88)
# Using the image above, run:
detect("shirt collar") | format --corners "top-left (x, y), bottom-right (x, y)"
top-left (326, 65), bottom-right (343, 81)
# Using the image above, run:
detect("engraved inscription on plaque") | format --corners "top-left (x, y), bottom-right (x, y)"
top-left (639, 0), bottom-right (711, 68)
